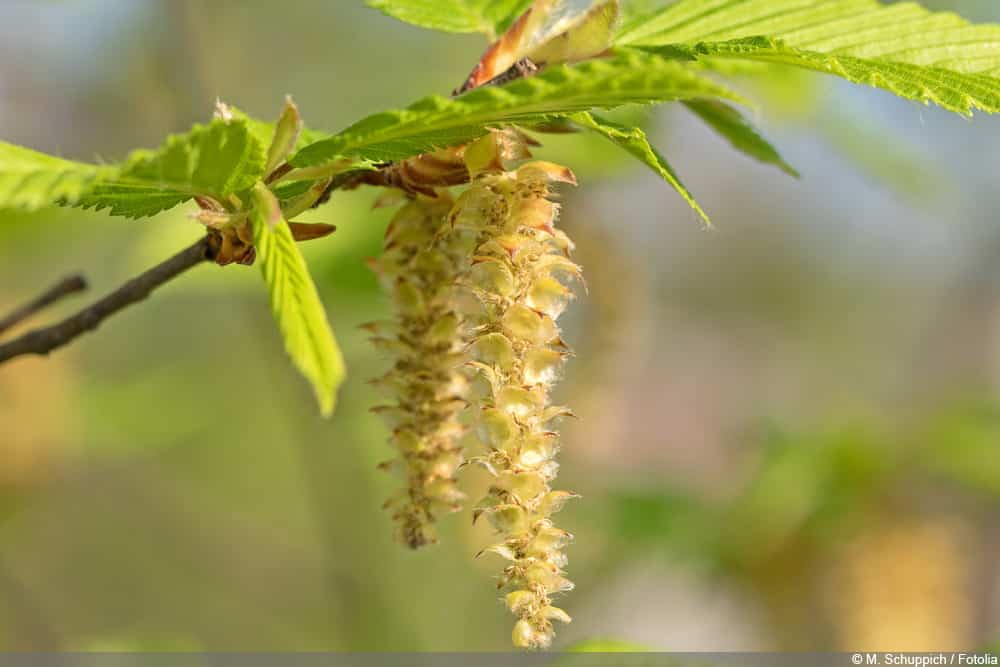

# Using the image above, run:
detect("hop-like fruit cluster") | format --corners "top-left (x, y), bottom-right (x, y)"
top-left (450, 160), bottom-right (581, 649)
top-left (369, 194), bottom-right (475, 549)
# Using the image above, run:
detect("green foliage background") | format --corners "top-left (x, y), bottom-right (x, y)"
top-left (0, 0), bottom-right (999, 652)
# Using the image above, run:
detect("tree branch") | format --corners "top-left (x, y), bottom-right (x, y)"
top-left (0, 238), bottom-right (212, 365)
top-left (0, 275), bottom-right (88, 337)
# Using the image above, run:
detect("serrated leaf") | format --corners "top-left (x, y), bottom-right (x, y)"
top-left (620, 0), bottom-right (1000, 64)
top-left (0, 141), bottom-right (115, 212)
top-left (617, 0), bottom-right (1000, 117)
top-left (683, 99), bottom-right (798, 177)
top-left (291, 50), bottom-right (746, 168)
top-left (366, 0), bottom-right (532, 36)
top-left (250, 182), bottom-right (345, 416)
top-left (131, 118), bottom-right (266, 198)
top-left (75, 118), bottom-right (268, 219)
top-left (75, 183), bottom-right (192, 219)
top-left (572, 111), bottom-right (710, 226)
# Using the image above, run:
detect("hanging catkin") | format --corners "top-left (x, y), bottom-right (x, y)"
top-left (369, 193), bottom-right (474, 549)
top-left (451, 154), bottom-right (581, 649)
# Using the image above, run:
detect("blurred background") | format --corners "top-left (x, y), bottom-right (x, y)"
top-left (1, 0), bottom-right (999, 652)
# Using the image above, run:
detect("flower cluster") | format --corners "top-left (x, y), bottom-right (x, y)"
top-left (369, 194), bottom-right (474, 549)
top-left (450, 159), bottom-right (581, 649)
top-left (368, 129), bottom-right (583, 647)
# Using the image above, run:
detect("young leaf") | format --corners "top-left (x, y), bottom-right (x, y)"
top-left (366, 0), bottom-right (532, 37)
top-left (0, 141), bottom-right (115, 211)
top-left (527, 0), bottom-right (620, 66)
top-left (291, 50), bottom-right (746, 168)
top-left (617, 0), bottom-right (1000, 116)
top-left (250, 182), bottom-right (345, 416)
top-left (75, 118), bottom-right (268, 219)
top-left (138, 118), bottom-right (267, 198)
top-left (460, 0), bottom-right (620, 91)
top-left (265, 97), bottom-right (304, 177)
top-left (572, 111), bottom-right (711, 226)
top-left (683, 99), bottom-right (799, 177)
top-left (228, 105), bottom-right (329, 159)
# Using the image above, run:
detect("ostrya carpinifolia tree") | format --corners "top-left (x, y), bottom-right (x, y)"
top-left (4, 0), bottom-right (1000, 649)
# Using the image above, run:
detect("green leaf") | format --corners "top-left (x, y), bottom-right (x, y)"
top-left (127, 118), bottom-right (266, 198)
top-left (618, 0), bottom-right (1000, 58)
top-left (76, 118), bottom-right (268, 219)
top-left (366, 0), bottom-right (531, 37)
top-left (250, 182), bottom-right (345, 416)
top-left (572, 111), bottom-right (711, 226)
top-left (620, 0), bottom-right (667, 23)
top-left (683, 99), bottom-right (799, 177)
top-left (617, 0), bottom-right (1000, 116)
top-left (74, 183), bottom-right (193, 220)
top-left (661, 37), bottom-right (1000, 116)
top-left (0, 141), bottom-right (115, 211)
top-left (291, 50), bottom-right (746, 168)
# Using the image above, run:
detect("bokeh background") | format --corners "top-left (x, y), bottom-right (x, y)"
top-left (1, 0), bottom-right (999, 652)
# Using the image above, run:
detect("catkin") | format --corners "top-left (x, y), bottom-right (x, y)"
top-left (369, 194), bottom-right (474, 549)
top-left (450, 159), bottom-right (581, 649)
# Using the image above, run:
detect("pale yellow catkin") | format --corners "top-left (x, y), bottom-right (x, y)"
top-left (369, 194), bottom-right (474, 549)
top-left (450, 158), bottom-right (581, 649)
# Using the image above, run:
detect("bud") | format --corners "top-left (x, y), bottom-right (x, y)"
top-left (264, 96), bottom-right (303, 178)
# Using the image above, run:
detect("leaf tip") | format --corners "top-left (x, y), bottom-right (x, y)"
top-left (318, 393), bottom-right (337, 418)
top-left (213, 98), bottom-right (235, 123)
